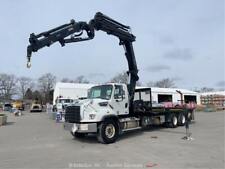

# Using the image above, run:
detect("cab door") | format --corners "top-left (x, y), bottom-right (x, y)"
top-left (111, 85), bottom-right (129, 115)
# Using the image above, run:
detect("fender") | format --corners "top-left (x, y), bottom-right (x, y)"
top-left (100, 114), bottom-right (122, 135)
top-left (101, 114), bottom-right (119, 122)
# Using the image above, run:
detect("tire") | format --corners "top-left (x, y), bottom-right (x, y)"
top-left (178, 113), bottom-right (186, 126)
top-left (71, 132), bottom-right (86, 138)
top-left (97, 120), bottom-right (119, 144)
top-left (187, 112), bottom-right (192, 121)
top-left (168, 113), bottom-right (178, 128)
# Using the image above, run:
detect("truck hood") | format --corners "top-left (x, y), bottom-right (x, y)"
top-left (75, 98), bottom-right (109, 114)
top-left (66, 98), bottom-right (112, 122)
top-left (77, 98), bottom-right (108, 105)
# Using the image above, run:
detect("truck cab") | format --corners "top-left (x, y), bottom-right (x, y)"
top-left (64, 83), bottom-right (129, 122)
top-left (86, 83), bottom-right (129, 119)
top-left (64, 83), bottom-right (130, 143)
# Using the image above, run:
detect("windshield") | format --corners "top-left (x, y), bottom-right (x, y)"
top-left (4, 104), bottom-right (12, 107)
top-left (88, 85), bottom-right (113, 100)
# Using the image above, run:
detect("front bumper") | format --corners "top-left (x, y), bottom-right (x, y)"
top-left (63, 122), bottom-right (97, 133)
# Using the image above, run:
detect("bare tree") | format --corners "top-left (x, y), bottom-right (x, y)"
top-left (61, 78), bottom-right (74, 83)
top-left (154, 78), bottom-right (176, 88)
top-left (74, 75), bottom-right (89, 83)
top-left (110, 72), bottom-right (128, 83)
top-left (147, 78), bottom-right (176, 88)
top-left (109, 72), bottom-right (142, 86)
top-left (18, 77), bottom-right (33, 99)
top-left (38, 73), bottom-right (56, 103)
top-left (0, 73), bottom-right (17, 100)
top-left (32, 90), bottom-right (43, 103)
top-left (199, 87), bottom-right (214, 93)
top-left (24, 88), bottom-right (33, 100)
top-left (146, 81), bottom-right (155, 87)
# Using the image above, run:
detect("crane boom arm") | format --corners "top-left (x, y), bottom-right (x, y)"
top-left (26, 12), bottom-right (139, 108)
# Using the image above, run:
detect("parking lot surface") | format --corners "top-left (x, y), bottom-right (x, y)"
top-left (0, 111), bottom-right (224, 169)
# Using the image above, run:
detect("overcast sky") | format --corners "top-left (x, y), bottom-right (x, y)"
top-left (0, 0), bottom-right (224, 90)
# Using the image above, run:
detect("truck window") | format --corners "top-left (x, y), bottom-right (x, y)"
top-left (92, 89), bottom-right (101, 98)
top-left (88, 85), bottom-right (113, 100)
top-left (114, 85), bottom-right (124, 99)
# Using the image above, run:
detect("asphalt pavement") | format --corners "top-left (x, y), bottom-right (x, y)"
top-left (0, 110), bottom-right (224, 169)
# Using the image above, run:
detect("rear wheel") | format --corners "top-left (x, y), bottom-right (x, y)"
top-left (187, 111), bottom-right (192, 121)
top-left (97, 120), bottom-right (119, 144)
top-left (168, 113), bottom-right (178, 128)
top-left (178, 113), bottom-right (186, 126)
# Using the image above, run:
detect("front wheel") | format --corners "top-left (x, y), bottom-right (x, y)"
top-left (97, 120), bottom-right (119, 144)
top-left (178, 113), bottom-right (186, 126)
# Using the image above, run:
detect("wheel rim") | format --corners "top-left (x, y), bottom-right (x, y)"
top-left (182, 115), bottom-right (186, 124)
top-left (105, 124), bottom-right (115, 139)
top-left (173, 116), bottom-right (177, 125)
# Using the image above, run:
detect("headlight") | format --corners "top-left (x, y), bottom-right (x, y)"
top-left (98, 102), bottom-right (108, 106)
top-left (89, 114), bottom-right (96, 120)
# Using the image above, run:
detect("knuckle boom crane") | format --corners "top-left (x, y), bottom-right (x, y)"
top-left (26, 12), bottom-right (195, 144)
top-left (27, 12), bottom-right (138, 111)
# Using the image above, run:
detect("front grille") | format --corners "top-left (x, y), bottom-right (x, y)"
top-left (65, 106), bottom-right (81, 123)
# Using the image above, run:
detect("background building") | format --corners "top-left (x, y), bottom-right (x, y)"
top-left (200, 91), bottom-right (225, 109)
top-left (54, 83), bottom-right (201, 105)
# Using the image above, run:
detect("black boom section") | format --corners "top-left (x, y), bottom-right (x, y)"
top-left (91, 12), bottom-right (135, 42)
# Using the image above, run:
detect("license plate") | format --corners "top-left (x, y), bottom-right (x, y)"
top-left (80, 124), bottom-right (88, 131)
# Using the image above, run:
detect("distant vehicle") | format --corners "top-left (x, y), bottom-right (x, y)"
top-left (3, 103), bottom-right (12, 111)
top-left (30, 103), bottom-right (42, 112)
top-left (12, 101), bottom-right (24, 111)
top-left (53, 83), bottom-right (95, 105)
top-left (54, 98), bottom-right (74, 112)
